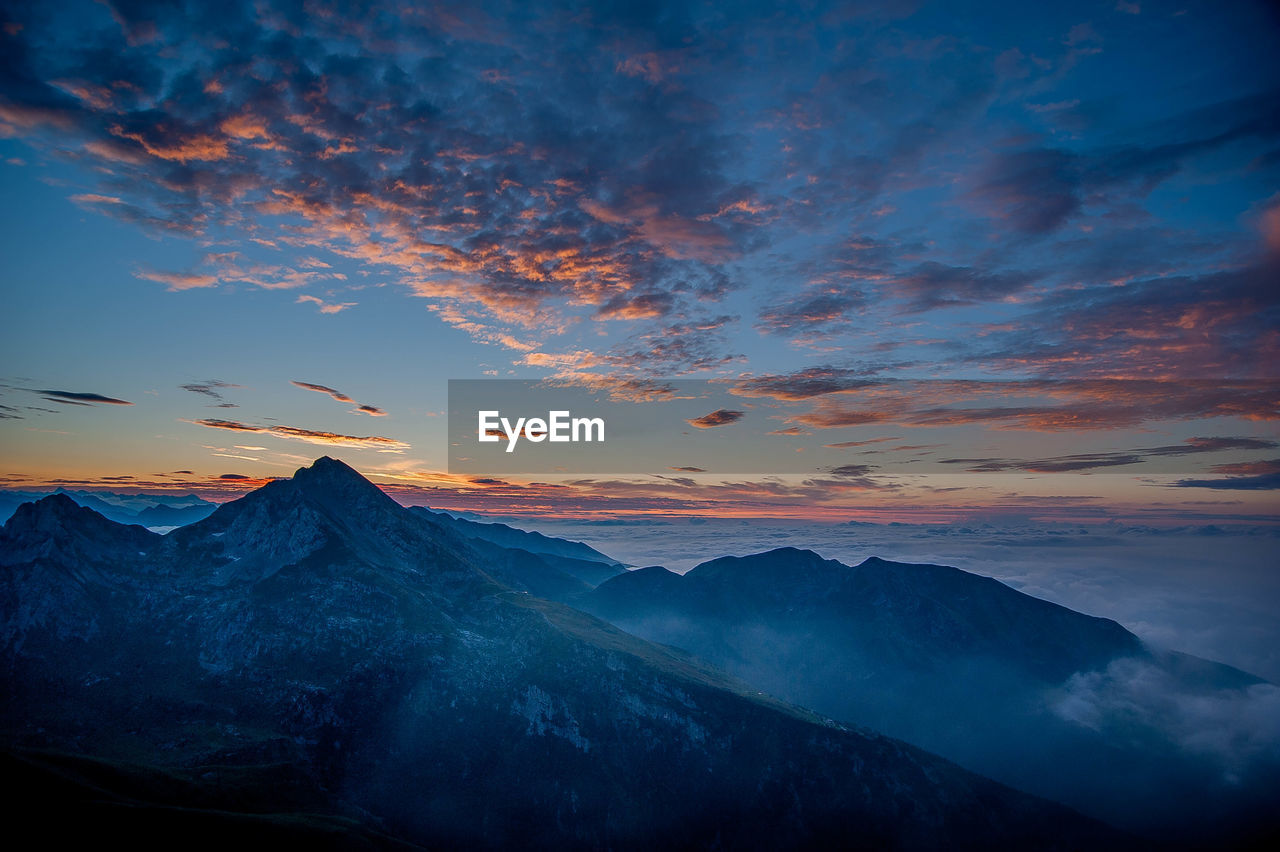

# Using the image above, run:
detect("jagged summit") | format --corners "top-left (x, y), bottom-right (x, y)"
top-left (9, 492), bottom-right (83, 523)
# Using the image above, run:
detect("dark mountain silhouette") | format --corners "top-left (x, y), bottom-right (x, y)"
top-left (0, 458), bottom-right (1122, 849)
top-left (0, 488), bottom-right (217, 528)
top-left (581, 547), bottom-right (1280, 845)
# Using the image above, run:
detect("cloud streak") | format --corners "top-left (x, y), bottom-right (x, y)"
top-left (291, 381), bottom-right (387, 416)
top-left (188, 417), bottom-right (409, 451)
top-left (33, 389), bottom-right (132, 405)
top-left (939, 437), bottom-right (1280, 474)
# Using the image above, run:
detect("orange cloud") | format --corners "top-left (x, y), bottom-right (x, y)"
top-left (296, 294), bottom-right (356, 313)
top-left (134, 268), bottom-right (219, 291)
top-left (110, 126), bottom-right (230, 162)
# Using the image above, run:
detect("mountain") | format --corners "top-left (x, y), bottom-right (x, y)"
top-left (0, 488), bottom-right (218, 529)
top-left (581, 547), bottom-right (1280, 845)
top-left (0, 458), bottom-right (1122, 849)
top-left (407, 506), bottom-right (624, 585)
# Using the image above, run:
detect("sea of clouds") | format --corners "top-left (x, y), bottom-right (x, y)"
top-left (515, 517), bottom-right (1280, 683)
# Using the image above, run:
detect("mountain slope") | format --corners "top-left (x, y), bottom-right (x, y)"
top-left (581, 547), bottom-right (1279, 844)
top-left (407, 505), bottom-right (624, 586)
top-left (0, 458), bottom-right (1123, 849)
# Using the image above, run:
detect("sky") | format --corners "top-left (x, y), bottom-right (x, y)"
top-left (1, 0), bottom-right (1278, 523)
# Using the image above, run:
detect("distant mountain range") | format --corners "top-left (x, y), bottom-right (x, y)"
top-left (0, 458), bottom-right (1122, 849)
top-left (0, 488), bottom-right (218, 529)
top-left (580, 549), bottom-right (1280, 844)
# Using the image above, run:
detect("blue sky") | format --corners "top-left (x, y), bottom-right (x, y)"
top-left (0, 0), bottom-right (1277, 520)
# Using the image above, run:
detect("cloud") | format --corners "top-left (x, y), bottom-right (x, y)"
top-left (758, 290), bottom-right (865, 334)
top-left (69, 192), bottom-right (123, 205)
top-left (297, 294), bottom-right (356, 314)
top-left (595, 292), bottom-right (675, 320)
top-left (969, 91), bottom-right (1280, 236)
top-left (191, 418), bottom-right (263, 432)
top-left (0, 0), bottom-right (771, 374)
top-left (943, 453), bottom-right (1145, 473)
top-left (1144, 437), bottom-right (1278, 455)
top-left (291, 380), bottom-right (387, 417)
top-left (973, 259), bottom-right (1280, 382)
top-left (670, 466), bottom-right (706, 472)
top-left (134, 269), bottom-right (219, 291)
top-left (189, 417), bottom-right (410, 452)
top-left (1207, 459), bottom-right (1280, 476)
top-left (1051, 656), bottom-right (1280, 778)
top-left (829, 464), bottom-right (876, 477)
top-left (1173, 472), bottom-right (1280, 491)
top-left (772, 379), bottom-right (1280, 434)
top-left (891, 262), bottom-right (1037, 312)
top-left (970, 147), bottom-right (1081, 234)
top-left (686, 409), bottom-right (745, 428)
top-left (824, 437), bottom-right (903, 448)
top-left (180, 380), bottom-right (240, 405)
top-left (34, 389), bottom-right (132, 405)
top-left (292, 381), bottom-right (355, 404)
top-left (940, 436), bottom-right (1280, 473)
top-left (733, 367), bottom-right (880, 401)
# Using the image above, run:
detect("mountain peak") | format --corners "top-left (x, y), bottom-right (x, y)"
top-left (199, 455), bottom-right (405, 534)
top-left (290, 456), bottom-right (391, 503)
top-left (758, 546), bottom-right (823, 561)
top-left (690, 546), bottom-right (831, 579)
top-left (297, 455), bottom-right (359, 478)
top-left (8, 493), bottom-right (92, 527)
top-left (1, 493), bottom-right (156, 567)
